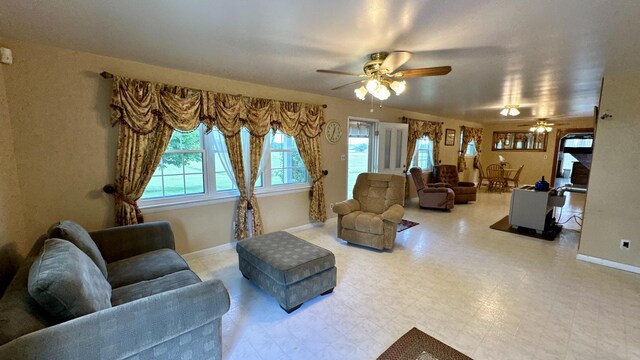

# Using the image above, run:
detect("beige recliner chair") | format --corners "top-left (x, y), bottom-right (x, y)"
top-left (332, 173), bottom-right (405, 250)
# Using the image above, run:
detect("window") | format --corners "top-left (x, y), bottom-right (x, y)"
top-left (465, 139), bottom-right (478, 156)
top-left (143, 128), bottom-right (205, 199)
top-left (411, 136), bottom-right (434, 171)
top-left (264, 131), bottom-right (308, 188)
top-left (141, 125), bottom-right (309, 208)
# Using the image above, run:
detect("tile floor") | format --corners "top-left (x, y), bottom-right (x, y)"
top-left (187, 191), bottom-right (640, 360)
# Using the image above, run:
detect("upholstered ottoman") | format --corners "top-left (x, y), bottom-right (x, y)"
top-left (236, 231), bottom-right (336, 313)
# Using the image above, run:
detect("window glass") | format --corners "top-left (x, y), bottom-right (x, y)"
top-left (270, 131), bottom-right (307, 186)
top-left (465, 139), bottom-right (478, 156)
top-left (140, 126), bottom-right (310, 206)
top-left (142, 128), bottom-right (205, 199)
top-left (411, 136), bottom-right (433, 171)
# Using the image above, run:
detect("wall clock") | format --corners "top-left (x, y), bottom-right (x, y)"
top-left (325, 120), bottom-right (343, 144)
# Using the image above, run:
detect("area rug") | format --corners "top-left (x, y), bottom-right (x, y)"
top-left (378, 327), bottom-right (473, 360)
top-left (397, 219), bottom-right (419, 232)
top-left (489, 215), bottom-right (562, 241)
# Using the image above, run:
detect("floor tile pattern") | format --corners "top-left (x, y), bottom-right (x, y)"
top-left (188, 191), bottom-right (640, 360)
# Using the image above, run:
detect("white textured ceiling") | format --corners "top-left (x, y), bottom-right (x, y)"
top-left (1, 0), bottom-right (639, 122)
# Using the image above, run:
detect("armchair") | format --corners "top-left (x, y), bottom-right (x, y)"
top-left (432, 164), bottom-right (477, 203)
top-left (333, 173), bottom-right (405, 250)
top-left (409, 167), bottom-right (454, 210)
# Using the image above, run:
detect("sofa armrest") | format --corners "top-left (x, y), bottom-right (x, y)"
top-left (333, 199), bottom-right (361, 215)
top-left (458, 181), bottom-right (476, 187)
top-left (381, 204), bottom-right (404, 224)
top-left (90, 221), bottom-right (175, 263)
top-left (0, 279), bottom-right (230, 359)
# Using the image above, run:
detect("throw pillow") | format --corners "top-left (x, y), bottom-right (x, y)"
top-left (48, 220), bottom-right (108, 278)
top-left (28, 239), bottom-right (112, 322)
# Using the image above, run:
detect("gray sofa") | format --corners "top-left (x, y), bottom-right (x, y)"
top-left (0, 221), bottom-right (230, 359)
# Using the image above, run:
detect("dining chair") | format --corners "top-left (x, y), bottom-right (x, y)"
top-left (486, 164), bottom-right (505, 193)
top-left (505, 164), bottom-right (524, 189)
top-left (476, 162), bottom-right (492, 190)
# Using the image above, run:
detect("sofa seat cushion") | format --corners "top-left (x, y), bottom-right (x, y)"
top-left (48, 220), bottom-right (108, 278)
top-left (341, 211), bottom-right (384, 235)
top-left (28, 239), bottom-right (112, 322)
top-left (107, 248), bottom-right (189, 288)
top-left (110, 270), bottom-right (201, 306)
top-left (236, 231), bottom-right (335, 285)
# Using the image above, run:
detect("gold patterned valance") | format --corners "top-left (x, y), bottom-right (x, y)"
top-left (109, 75), bottom-right (325, 137)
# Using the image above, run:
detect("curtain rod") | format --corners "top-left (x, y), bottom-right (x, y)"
top-left (100, 71), bottom-right (327, 108)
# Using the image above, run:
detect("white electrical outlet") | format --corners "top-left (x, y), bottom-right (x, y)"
top-left (620, 239), bottom-right (630, 250)
top-left (329, 203), bottom-right (334, 209)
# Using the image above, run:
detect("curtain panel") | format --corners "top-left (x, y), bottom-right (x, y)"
top-left (404, 118), bottom-right (443, 196)
top-left (107, 75), bottom-right (326, 236)
top-left (404, 117), bottom-right (443, 172)
top-left (457, 126), bottom-right (484, 172)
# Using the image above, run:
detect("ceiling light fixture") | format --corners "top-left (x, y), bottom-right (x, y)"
top-left (529, 124), bottom-right (553, 133)
top-left (500, 105), bottom-right (520, 116)
top-left (354, 77), bottom-right (406, 101)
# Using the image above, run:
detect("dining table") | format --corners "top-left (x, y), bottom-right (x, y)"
top-left (487, 164), bottom-right (518, 192)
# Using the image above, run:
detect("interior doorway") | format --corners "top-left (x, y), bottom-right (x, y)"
top-left (551, 128), bottom-right (595, 188)
top-left (347, 118), bottom-right (377, 195)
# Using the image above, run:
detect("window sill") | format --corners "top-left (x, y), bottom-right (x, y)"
top-left (140, 185), bottom-right (311, 214)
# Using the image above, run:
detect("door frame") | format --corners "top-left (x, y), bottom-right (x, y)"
top-left (346, 117), bottom-right (379, 195)
top-left (550, 127), bottom-right (594, 186)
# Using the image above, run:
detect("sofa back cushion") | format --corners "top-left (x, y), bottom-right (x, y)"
top-left (28, 239), bottom-right (112, 322)
top-left (48, 220), bottom-right (108, 278)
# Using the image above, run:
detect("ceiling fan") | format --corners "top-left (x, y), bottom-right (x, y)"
top-left (518, 119), bottom-right (568, 133)
top-left (316, 51), bottom-right (451, 100)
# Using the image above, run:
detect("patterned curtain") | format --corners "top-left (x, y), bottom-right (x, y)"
top-left (248, 134), bottom-right (265, 236)
top-left (224, 133), bottom-right (249, 239)
top-left (457, 126), bottom-right (483, 172)
top-left (107, 74), bottom-right (326, 237)
top-left (109, 77), bottom-right (209, 225)
top-left (404, 117), bottom-right (443, 196)
top-left (404, 118), bottom-right (443, 171)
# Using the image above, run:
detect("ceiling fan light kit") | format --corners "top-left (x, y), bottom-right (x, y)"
top-left (520, 119), bottom-right (560, 133)
top-left (500, 105), bottom-right (520, 116)
top-left (354, 78), bottom-right (405, 101)
top-left (319, 51), bottom-right (451, 103)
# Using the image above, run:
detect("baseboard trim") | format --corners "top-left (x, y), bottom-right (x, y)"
top-left (182, 242), bottom-right (236, 261)
top-left (284, 217), bottom-right (337, 233)
top-left (182, 217), bottom-right (337, 260)
top-left (576, 254), bottom-right (640, 274)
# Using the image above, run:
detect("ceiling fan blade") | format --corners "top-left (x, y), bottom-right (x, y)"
top-left (381, 51), bottom-right (412, 73)
top-left (331, 79), bottom-right (365, 91)
top-left (392, 66), bottom-right (452, 78)
top-left (317, 69), bottom-right (366, 77)
top-left (517, 124), bottom-right (532, 127)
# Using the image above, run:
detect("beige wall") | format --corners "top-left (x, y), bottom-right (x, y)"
top-left (480, 118), bottom-right (594, 186)
top-left (580, 74), bottom-right (640, 268)
top-left (0, 63), bottom-right (27, 290)
top-left (0, 38), bottom-right (476, 254)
